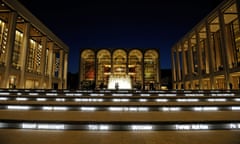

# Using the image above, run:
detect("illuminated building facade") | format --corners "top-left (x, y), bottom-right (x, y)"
top-left (172, 0), bottom-right (240, 90)
top-left (0, 0), bottom-right (69, 89)
top-left (79, 48), bottom-right (161, 90)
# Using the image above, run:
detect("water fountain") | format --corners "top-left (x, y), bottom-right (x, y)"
top-left (107, 74), bottom-right (132, 90)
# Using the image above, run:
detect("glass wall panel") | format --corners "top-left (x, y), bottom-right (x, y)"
top-left (144, 50), bottom-right (158, 90)
top-left (97, 49), bottom-right (111, 88)
top-left (129, 49), bottom-right (143, 89)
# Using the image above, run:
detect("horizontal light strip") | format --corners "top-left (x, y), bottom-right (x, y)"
top-left (37, 98), bottom-right (47, 101)
top-left (0, 122), bottom-right (239, 131)
top-left (112, 94), bottom-right (133, 96)
top-left (29, 93), bottom-right (39, 96)
top-left (211, 93), bottom-right (235, 96)
top-left (4, 97), bottom-right (240, 103)
top-left (42, 106), bottom-right (68, 111)
top-left (131, 125), bottom-right (152, 130)
top-left (80, 107), bottom-right (96, 111)
top-left (22, 123), bottom-right (65, 130)
top-left (2, 105), bottom-right (240, 112)
top-left (158, 94), bottom-right (176, 96)
top-left (75, 98), bottom-right (103, 102)
top-left (0, 93), bottom-right (10, 95)
top-left (177, 99), bottom-right (199, 102)
top-left (112, 98), bottom-right (129, 102)
top-left (16, 97), bottom-right (28, 101)
top-left (56, 98), bottom-right (65, 102)
top-left (65, 93), bottom-right (82, 96)
top-left (0, 91), bottom-right (239, 97)
top-left (46, 93), bottom-right (58, 96)
top-left (90, 94), bottom-right (104, 96)
top-left (185, 94), bottom-right (204, 96)
top-left (0, 97), bottom-right (8, 101)
top-left (156, 99), bottom-right (168, 102)
top-left (231, 106), bottom-right (240, 110)
top-left (7, 105), bottom-right (30, 110)
top-left (140, 94), bottom-right (150, 96)
top-left (193, 107), bottom-right (218, 111)
top-left (207, 98), bottom-right (226, 102)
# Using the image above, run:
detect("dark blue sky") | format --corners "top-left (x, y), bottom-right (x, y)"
top-left (18, 0), bottom-right (223, 73)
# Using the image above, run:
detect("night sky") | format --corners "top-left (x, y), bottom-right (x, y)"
top-left (18, 0), bottom-right (223, 73)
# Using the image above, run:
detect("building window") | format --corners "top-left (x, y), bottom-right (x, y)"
top-left (0, 19), bottom-right (7, 65)
top-left (12, 30), bottom-right (23, 69)
top-left (26, 39), bottom-right (42, 73)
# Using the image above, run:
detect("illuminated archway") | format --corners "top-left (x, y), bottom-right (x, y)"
top-left (108, 49), bottom-right (132, 89)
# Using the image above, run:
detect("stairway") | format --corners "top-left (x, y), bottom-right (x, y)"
top-left (0, 89), bottom-right (239, 144)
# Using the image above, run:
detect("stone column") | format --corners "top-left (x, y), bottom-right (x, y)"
top-left (181, 42), bottom-right (186, 89)
top-left (206, 21), bottom-right (215, 89)
top-left (1, 12), bottom-right (17, 88)
top-left (219, 9), bottom-right (230, 89)
top-left (141, 51), bottom-right (145, 90)
top-left (63, 52), bottom-right (68, 89)
top-left (156, 49), bottom-right (160, 85)
top-left (39, 36), bottom-right (47, 89)
top-left (171, 48), bottom-right (177, 89)
top-left (58, 50), bottom-right (63, 89)
top-left (175, 46), bottom-right (181, 89)
top-left (196, 30), bottom-right (203, 89)
top-left (47, 43), bottom-right (54, 89)
top-left (19, 23), bottom-right (30, 88)
top-left (187, 38), bottom-right (193, 89)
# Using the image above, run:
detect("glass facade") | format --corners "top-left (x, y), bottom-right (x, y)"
top-left (0, 0), bottom-right (69, 89)
top-left (79, 48), bottom-right (160, 90)
top-left (172, 0), bottom-right (240, 90)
